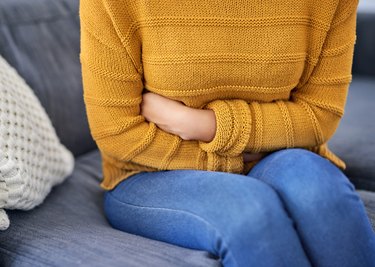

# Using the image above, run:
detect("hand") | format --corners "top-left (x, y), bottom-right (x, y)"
top-left (178, 108), bottom-right (217, 142)
top-left (140, 92), bottom-right (189, 137)
top-left (141, 91), bottom-right (216, 142)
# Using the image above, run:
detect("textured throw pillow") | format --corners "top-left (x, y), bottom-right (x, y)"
top-left (0, 55), bottom-right (74, 230)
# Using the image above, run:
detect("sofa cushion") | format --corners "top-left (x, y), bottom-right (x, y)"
top-left (0, 150), bottom-right (220, 267)
top-left (358, 190), bottom-right (375, 231)
top-left (0, 55), bottom-right (74, 231)
top-left (353, 0), bottom-right (375, 76)
top-left (329, 76), bottom-right (375, 191)
top-left (0, 0), bottom-right (96, 157)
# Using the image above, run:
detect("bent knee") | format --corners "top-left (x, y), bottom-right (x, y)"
top-left (249, 149), bottom-right (355, 211)
top-left (259, 148), bottom-right (329, 171)
top-left (250, 148), bottom-right (350, 190)
top-left (211, 178), bottom-right (288, 233)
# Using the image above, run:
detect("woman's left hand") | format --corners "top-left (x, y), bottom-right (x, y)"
top-left (140, 92), bottom-right (216, 142)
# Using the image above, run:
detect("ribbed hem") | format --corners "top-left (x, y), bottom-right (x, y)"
top-left (206, 152), bottom-right (244, 174)
top-left (100, 149), bottom-right (245, 191)
top-left (100, 154), bottom-right (150, 191)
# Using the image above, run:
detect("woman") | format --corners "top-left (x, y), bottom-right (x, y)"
top-left (79, 0), bottom-right (375, 266)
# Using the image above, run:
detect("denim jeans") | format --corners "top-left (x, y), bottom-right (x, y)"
top-left (103, 148), bottom-right (375, 267)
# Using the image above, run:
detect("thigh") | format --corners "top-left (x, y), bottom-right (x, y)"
top-left (103, 169), bottom-right (277, 239)
top-left (246, 149), bottom-right (375, 267)
top-left (103, 169), bottom-right (291, 256)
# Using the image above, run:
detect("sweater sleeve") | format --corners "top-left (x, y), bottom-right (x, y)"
top-left (79, 0), bottom-right (244, 173)
top-left (198, 0), bottom-right (359, 156)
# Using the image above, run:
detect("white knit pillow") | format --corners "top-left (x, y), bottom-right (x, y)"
top-left (0, 55), bottom-right (74, 230)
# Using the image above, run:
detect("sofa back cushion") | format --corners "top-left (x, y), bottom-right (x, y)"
top-left (0, 0), bottom-right (96, 157)
top-left (352, 0), bottom-right (375, 76)
top-left (0, 55), bottom-right (74, 230)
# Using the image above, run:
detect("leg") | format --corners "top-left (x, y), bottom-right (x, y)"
top-left (248, 148), bottom-right (375, 267)
top-left (103, 169), bottom-right (312, 267)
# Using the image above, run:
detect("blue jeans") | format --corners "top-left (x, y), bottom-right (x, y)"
top-left (103, 148), bottom-right (375, 267)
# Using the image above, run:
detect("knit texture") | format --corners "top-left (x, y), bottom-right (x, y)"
top-left (79, 0), bottom-right (359, 191)
top-left (0, 56), bottom-right (74, 230)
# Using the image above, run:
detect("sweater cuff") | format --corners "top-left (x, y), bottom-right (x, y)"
top-left (206, 152), bottom-right (244, 174)
top-left (198, 99), bottom-right (252, 157)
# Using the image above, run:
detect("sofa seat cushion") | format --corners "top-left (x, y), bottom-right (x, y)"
top-left (0, 150), bottom-right (220, 267)
top-left (329, 76), bottom-right (375, 191)
top-left (0, 149), bottom-right (374, 266)
top-left (358, 190), bottom-right (375, 231)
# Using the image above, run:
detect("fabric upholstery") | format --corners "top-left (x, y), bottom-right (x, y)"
top-left (0, 0), bottom-right (96, 157)
top-left (352, 0), bottom-right (375, 76)
top-left (329, 77), bottom-right (375, 191)
top-left (358, 190), bottom-right (375, 230)
top-left (0, 150), bottom-right (220, 267)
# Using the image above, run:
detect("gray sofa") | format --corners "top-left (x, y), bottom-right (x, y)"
top-left (0, 0), bottom-right (374, 266)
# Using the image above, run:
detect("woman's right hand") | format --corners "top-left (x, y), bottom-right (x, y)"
top-left (243, 152), bottom-right (265, 163)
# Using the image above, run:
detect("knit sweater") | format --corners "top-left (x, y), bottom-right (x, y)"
top-left (79, 0), bottom-right (359, 191)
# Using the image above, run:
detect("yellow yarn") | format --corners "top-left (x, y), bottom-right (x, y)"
top-left (79, 0), bottom-right (358, 191)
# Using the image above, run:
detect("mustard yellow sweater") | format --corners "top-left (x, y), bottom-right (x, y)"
top-left (79, 0), bottom-right (358, 191)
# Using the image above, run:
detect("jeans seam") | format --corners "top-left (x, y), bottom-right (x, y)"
top-left (106, 191), bottom-right (239, 267)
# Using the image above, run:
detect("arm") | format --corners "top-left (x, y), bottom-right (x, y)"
top-left (79, 0), bottom-right (243, 173)
top-left (140, 92), bottom-right (265, 163)
top-left (196, 0), bottom-right (359, 157)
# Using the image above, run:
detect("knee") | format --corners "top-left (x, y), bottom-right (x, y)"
top-left (252, 148), bottom-right (329, 175)
top-left (216, 179), bottom-right (287, 235)
top-left (250, 148), bottom-right (355, 211)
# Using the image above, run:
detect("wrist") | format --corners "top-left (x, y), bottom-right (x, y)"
top-left (197, 109), bottom-right (216, 142)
